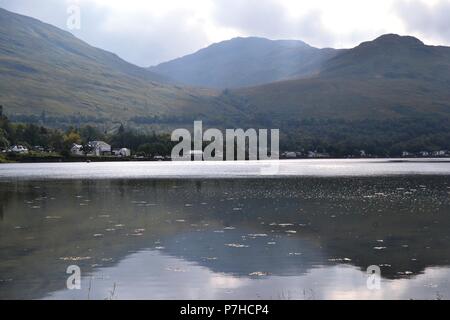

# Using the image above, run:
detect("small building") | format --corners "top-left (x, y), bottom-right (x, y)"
top-left (70, 144), bottom-right (84, 156)
top-left (419, 151), bottom-right (430, 157)
top-left (282, 151), bottom-right (297, 159)
top-left (112, 148), bottom-right (131, 157)
top-left (307, 151), bottom-right (316, 158)
top-left (88, 141), bottom-right (111, 156)
top-left (432, 150), bottom-right (447, 157)
top-left (308, 151), bottom-right (330, 158)
top-left (10, 145), bottom-right (29, 154)
top-left (402, 151), bottom-right (413, 157)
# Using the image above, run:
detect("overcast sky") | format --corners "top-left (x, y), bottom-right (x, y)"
top-left (1, 0), bottom-right (449, 66)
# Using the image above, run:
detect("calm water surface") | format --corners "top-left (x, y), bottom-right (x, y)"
top-left (1, 159), bottom-right (450, 300)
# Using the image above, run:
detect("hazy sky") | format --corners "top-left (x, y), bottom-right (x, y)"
top-left (1, 0), bottom-right (449, 66)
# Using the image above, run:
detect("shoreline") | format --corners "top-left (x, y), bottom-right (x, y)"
top-left (2, 156), bottom-right (450, 164)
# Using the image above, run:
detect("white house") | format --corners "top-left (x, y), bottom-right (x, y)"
top-left (282, 151), bottom-right (297, 159)
top-left (10, 145), bottom-right (29, 154)
top-left (70, 144), bottom-right (84, 156)
top-left (112, 148), bottom-right (131, 157)
top-left (402, 151), bottom-right (413, 157)
top-left (308, 151), bottom-right (330, 158)
top-left (88, 141), bottom-right (111, 156)
top-left (432, 150), bottom-right (447, 157)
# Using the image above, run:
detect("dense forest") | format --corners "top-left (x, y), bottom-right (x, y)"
top-left (2, 103), bottom-right (450, 161)
top-left (0, 105), bottom-right (174, 160)
top-left (277, 117), bottom-right (450, 157)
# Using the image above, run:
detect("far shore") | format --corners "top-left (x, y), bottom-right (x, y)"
top-left (2, 155), bottom-right (450, 164)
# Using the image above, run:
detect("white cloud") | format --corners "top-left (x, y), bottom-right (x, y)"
top-left (1, 0), bottom-right (449, 66)
top-left (395, 0), bottom-right (450, 46)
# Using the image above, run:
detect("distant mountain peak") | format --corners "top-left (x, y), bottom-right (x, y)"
top-left (224, 36), bottom-right (311, 48)
top-left (150, 36), bottom-right (335, 88)
top-left (318, 33), bottom-right (450, 81)
top-left (363, 33), bottom-right (425, 47)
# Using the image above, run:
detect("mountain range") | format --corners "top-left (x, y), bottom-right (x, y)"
top-left (150, 37), bottom-right (340, 88)
top-left (1, 7), bottom-right (450, 153)
top-left (231, 34), bottom-right (450, 121)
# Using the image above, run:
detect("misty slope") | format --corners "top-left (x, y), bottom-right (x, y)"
top-left (150, 37), bottom-right (338, 88)
top-left (0, 8), bottom-right (238, 122)
top-left (229, 34), bottom-right (450, 121)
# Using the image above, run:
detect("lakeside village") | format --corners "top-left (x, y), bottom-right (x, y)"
top-left (3, 142), bottom-right (450, 162)
top-left (280, 150), bottom-right (450, 159)
top-left (1, 109), bottom-right (450, 162)
top-left (1, 141), bottom-right (165, 162)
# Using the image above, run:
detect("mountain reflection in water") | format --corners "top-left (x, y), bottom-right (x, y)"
top-left (1, 176), bottom-right (450, 299)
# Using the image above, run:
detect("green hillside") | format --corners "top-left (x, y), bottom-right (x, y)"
top-left (321, 34), bottom-right (450, 82)
top-left (0, 8), bottom-right (240, 125)
top-left (230, 34), bottom-right (450, 121)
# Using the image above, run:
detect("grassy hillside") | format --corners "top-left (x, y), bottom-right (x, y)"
top-left (321, 34), bottom-right (450, 82)
top-left (0, 8), bottom-right (242, 125)
top-left (230, 35), bottom-right (450, 121)
top-left (230, 78), bottom-right (450, 121)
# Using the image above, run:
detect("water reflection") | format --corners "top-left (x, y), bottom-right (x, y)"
top-left (1, 176), bottom-right (450, 299)
top-left (47, 252), bottom-right (450, 300)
